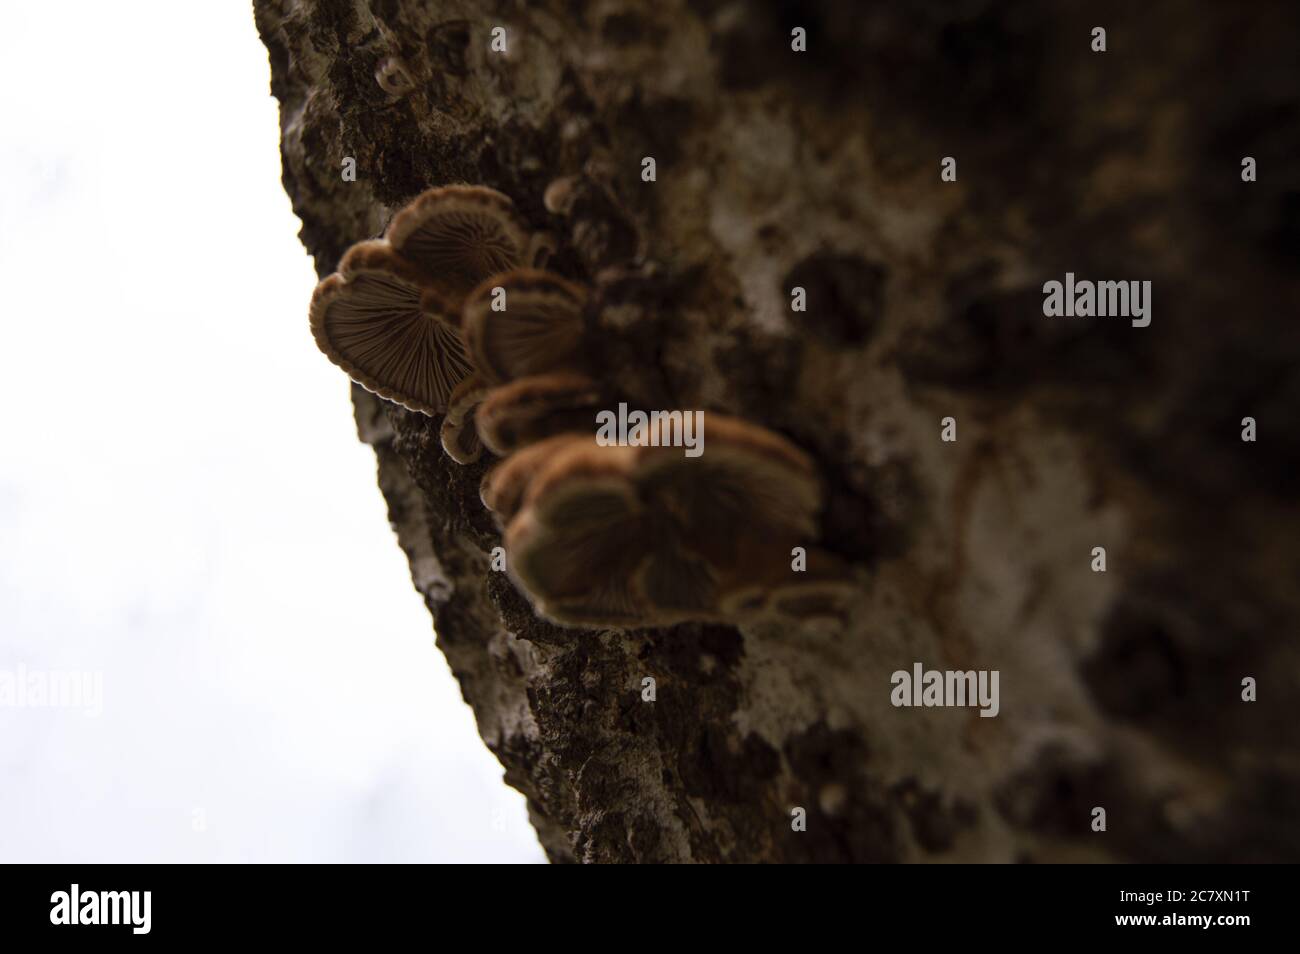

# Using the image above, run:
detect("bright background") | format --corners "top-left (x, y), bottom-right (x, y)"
top-left (0, 2), bottom-right (542, 862)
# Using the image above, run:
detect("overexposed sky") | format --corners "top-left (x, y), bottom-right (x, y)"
top-left (0, 2), bottom-right (541, 862)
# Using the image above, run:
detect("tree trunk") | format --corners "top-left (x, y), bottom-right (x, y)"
top-left (253, 0), bottom-right (1300, 862)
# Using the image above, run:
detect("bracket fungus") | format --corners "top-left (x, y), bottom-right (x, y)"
top-left (480, 434), bottom-right (579, 525)
top-left (716, 549), bottom-right (857, 627)
top-left (439, 374), bottom-right (493, 465)
top-left (309, 240), bottom-right (472, 414)
top-left (385, 185), bottom-right (535, 299)
top-left (475, 372), bottom-right (605, 456)
top-left (462, 269), bottom-right (590, 385)
top-left (309, 185), bottom-right (541, 414)
top-left (310, 182), bottom-right (855, 629)
top-left (480, 414), bottom-right (847, 628)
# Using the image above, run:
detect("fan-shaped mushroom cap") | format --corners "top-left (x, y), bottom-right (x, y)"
top-left (506, 485), bottom-right (648, 628)
top-left (475, 372), bottom-right (604, 456)
top-left (439, 374), bottom-right (493, 465)
top-left (631, 539), bottom-right (719, 618)
top-left (542, 174), bottom-right (581, 215)
top-left (504, 437), bottom-right (646, 626)
top-left (633, 414), bottom-right (821, 566)
top-left (309, 241), bottom-right (472, 414)
top-left (479, 433), bottom-right (593, 526)
top-left (717, 547), bottom-right (855, 625)
top-left (495, 414), bottom-right (828, 628)
top-left (386, 185), bottom-right (529, 298)
top-left (768, 576), bottom-right (858, 624)
top-left (461, 269), bottom-right (588, 385)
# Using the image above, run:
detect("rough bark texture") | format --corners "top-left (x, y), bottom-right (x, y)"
top-left (254, 0), bottom-right (1300, 862)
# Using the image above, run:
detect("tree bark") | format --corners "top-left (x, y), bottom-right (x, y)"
top-left (254, 0), bottom-right (1300, 862)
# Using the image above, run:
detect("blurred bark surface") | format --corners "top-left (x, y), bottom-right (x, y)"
top-left (254, 0), bottom-right (1300, 862)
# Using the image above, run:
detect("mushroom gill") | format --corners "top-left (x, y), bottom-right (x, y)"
top-left (309, 241), bottom-right (472, 414)
top-left (462, 269), bottom-right (589, 385)
top-left (634, 413), bottom-right (821, 569)
top-left (480, 433), bottom-right (588, 526)
top-left (499, 437), bottom-right (647, 626)
top-left (386, 185), bottom-right (530, 299)
top-left (439, 374), bottom-right (492, 464)
top-left (308, 185), bottom-right (548, 419)
top-left (475, 372), bottom-right (604, 456)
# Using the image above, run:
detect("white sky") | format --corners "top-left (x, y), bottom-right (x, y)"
top-left (0, 2), bottom-right (542, 862)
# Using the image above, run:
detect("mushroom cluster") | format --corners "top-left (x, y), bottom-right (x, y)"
top-left (310, 185), bottom-right (550, 417)
top-left (480, 418), bottom-right (855, 627)
top-left (310, 184), bottom-right (855, 629)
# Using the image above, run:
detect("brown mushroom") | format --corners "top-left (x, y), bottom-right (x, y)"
top-left (479, 433), bottom-right (593, 526)
top-left (542, 174), bottom-right (580, 215)
top-left (309, 241), bottom-right (472, 414)
top-left (503, 436), bottom-right (647, 626)
top-left (717, 546), bottom-right (856, 625)
top-left (768, 576), bottom-right (858, 624)
top-left (495, 413), bottom-right (831, 628)
top-left (475, 372), bottom-right (604, 456)
top-left (540, 171), bottom-right (640, 270)
top-left (439, 374), bottom-right (493, 464)
top-left (461, 269), bottom-right (588, 384)
top-left (375, 55), bottom-right (416, 97)
top-left (385, 185), bottom-right (530, 299)
top-left (633, 413), bottom-right (821, 567)
top-left (631, 538), bottom-right (719, 618)
top-left (506, 504), bottom-right (649, 627)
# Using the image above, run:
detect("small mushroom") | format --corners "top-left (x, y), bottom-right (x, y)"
top-left (309, 241), bottom-right (472, 414)
top-left (480, 433), bottom-right (592, 525)
top-left (543, 174), bottom-right (581, 215)
top-left (540, 171), bottom-right (640, 269)
top-left (375, 55), bottom-right (416, 97)
top-left (475, 372), bottom-right (604, 456)
top-left (717, 547), bottom-right (856, 626)
top-left (461, 269), bottom-right (589, 384)
top-left (439, 374), bottom-right (493, 464)
top-left (768, 575), bottom-right (858, 624)
top-left (385, 185), bottom-right (530, 299)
